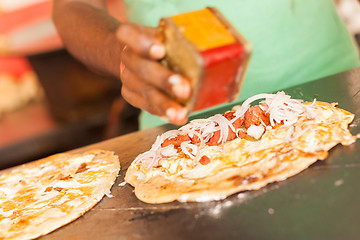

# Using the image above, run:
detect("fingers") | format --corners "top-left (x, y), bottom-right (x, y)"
top-left (121, 47), bottom-right (191, 100)
top-left (117, 23), bottom-right (191, 125)
top-left (116, 23), bottom-right (165, 59)
top-left (121, 68), bottom-right (188, 125)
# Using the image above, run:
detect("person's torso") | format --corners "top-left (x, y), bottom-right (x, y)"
top-left (125, 0), bottom-right (360, 129)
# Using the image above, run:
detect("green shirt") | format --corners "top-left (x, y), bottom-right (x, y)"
top-left (125, 0), bottom-right (360, 129)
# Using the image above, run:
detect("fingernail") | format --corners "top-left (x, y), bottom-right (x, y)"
top-left (169, 75), bottom-right (191, 99)
top-left (166, 108), bottom-right (188, 124)
top-left (149, 44), bottom-right (166, 59)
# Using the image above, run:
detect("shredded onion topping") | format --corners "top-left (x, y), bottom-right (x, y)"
top-left (134, 91), bottom-right (317, 168)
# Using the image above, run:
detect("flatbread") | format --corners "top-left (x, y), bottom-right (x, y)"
top-left (0, 149), bottom-right (120, 240)
top-left (126, 92), bottom-right (357, 204)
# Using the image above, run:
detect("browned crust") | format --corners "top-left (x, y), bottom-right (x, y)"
top-left (126, 102), bottom-right (356, 204)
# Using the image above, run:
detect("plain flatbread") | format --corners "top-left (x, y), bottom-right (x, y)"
top-left (0, 149), bottom-right (120, 240)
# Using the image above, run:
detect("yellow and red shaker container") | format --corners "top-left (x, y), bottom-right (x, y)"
top-left (159, 7), bottom-right (251, 112)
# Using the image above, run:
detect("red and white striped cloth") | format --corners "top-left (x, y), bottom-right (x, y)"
top-left (0, 0), bottom-right (63, 55)
top-left (0, 0), bottom-right (126, 55)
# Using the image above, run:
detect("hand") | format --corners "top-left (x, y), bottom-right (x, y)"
top-left (116, 23), bottom-right (191, 125)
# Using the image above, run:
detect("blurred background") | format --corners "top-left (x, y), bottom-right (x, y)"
top-left (0, 0), bottom-right (140, 169)
top-left (0, 0), bottom-right (359, 169)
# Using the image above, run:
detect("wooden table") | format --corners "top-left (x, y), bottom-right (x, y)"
top-left (16, 67), bottom-right (360, 239)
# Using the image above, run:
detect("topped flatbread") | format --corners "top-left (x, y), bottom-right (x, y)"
top-left (0, 149), bottom-right (120, 240)
top-left (125, 91), bottom-right (358, 204)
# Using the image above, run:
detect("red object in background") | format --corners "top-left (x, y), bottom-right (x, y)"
top-left (0, 0), bottom-right (125, 56)
top-left (0, 56), bottom-right (32, 79)
top-left (0, 1), bottom-right (52, 34)
top-left (0, 0), bottom-right (63, 55)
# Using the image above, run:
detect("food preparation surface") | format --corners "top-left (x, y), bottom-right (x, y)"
top-left (25, 67), bottom-right (360, 239)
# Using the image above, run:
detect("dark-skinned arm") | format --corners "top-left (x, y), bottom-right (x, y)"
top-left (52, 0), bottom-right (121, 78)
top-left (52, 0), bottom-right (191, 125)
